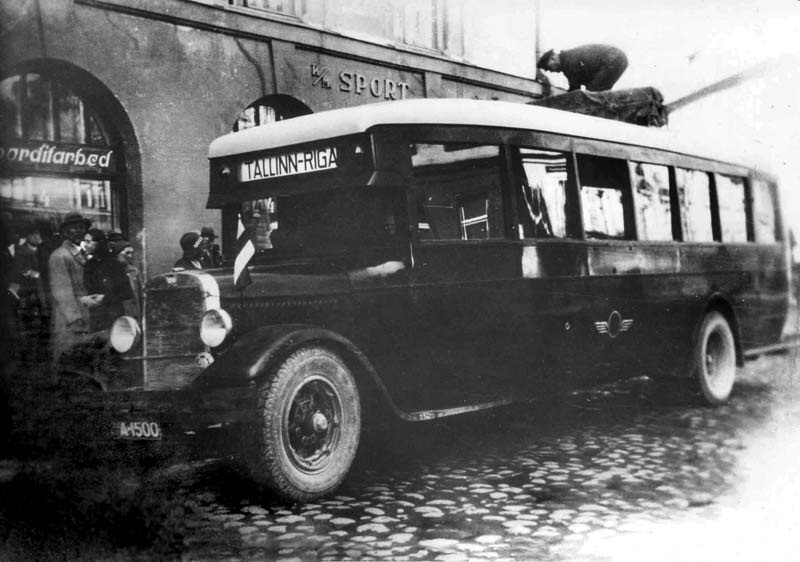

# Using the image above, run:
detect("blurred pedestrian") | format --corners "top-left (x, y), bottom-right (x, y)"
top-left (13, 222), bottom-right (48, 363)
top-left (173, 232), bottom-right (203, 270)
top-left (48, 213), bottom-right (104, 366)
top-left (83, 229), bottom-right (116, 331)
top-left (537, 44), bottom-right (628, 92)
top-left (199, 226), bottom-right (223, 268)
top-left (106, 239), bottom-right (142, 318)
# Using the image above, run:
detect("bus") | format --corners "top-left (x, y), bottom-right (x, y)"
top-left (108, 98), bottom-right (794, 501)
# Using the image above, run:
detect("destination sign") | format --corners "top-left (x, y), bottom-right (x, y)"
top-left (240, 146), bottom-right (338, 183)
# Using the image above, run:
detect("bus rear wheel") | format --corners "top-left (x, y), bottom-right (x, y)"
top-left (245, 346), bottom-right (361, 502)
top-left (692, 311), bottom-right (736, 406)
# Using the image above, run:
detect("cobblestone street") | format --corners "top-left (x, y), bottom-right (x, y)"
top-left (1, 351), bottom-right (798, 561)
top-left (156, 351), bottom-right (799, 562)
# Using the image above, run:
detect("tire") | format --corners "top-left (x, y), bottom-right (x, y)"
top-left (692, 311), bottom-right (737, 406)
top-left (245, 346), bottom-right (361, 502)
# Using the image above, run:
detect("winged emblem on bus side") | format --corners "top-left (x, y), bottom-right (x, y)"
top-left (594, 310), bottom-right (634, 339)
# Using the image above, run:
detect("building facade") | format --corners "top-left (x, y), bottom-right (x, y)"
top-left (1, 0), bottom-right (546, 275)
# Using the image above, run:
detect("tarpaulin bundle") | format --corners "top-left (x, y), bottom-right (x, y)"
top-left (529, 86), bottom-right (668, 127)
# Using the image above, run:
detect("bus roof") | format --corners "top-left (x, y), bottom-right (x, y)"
top-left (208, 98), bottom-right (768, 172)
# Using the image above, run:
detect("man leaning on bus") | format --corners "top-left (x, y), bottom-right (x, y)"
top-left (537, 44), bottom-right (628, 92)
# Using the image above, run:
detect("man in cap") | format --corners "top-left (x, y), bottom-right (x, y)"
top-left (48, 212), bottom-right (104, 366)
top-left (537, 44), bottom-right (628, 92)
top-left (199, 226), bottom-right (223, 268)
top-left (174, 232), bottom-right (204, 270)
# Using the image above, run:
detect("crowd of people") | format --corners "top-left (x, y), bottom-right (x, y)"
top-left (3, 212), bottom-right (225, 376)
top-left (3, 212), bottom-right (142, 372)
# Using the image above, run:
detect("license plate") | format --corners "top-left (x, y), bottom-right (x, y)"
top-left (117, 421), bottom-right (162, 440)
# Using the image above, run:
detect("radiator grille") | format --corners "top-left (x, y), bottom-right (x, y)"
top-left (144, 285), bottom-right (206, 390)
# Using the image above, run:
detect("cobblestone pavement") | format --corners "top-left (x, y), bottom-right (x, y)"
top-left (162, 351), bottom-right (799, 562)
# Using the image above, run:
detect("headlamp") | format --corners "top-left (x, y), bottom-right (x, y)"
top-left (110, 316), bottom-right (141, 353)
top-left (200, 308), bottom-right (232, 348)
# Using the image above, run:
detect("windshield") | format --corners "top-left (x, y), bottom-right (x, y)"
top-left (239, 187), bottom-right (406, 259)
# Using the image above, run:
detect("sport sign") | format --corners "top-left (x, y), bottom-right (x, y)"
top-left (240, 146), bottom-right (338, 183)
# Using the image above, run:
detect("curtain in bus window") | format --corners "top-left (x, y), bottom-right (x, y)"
top-left (630, 162), bottom-right (672, 240)
top-left (752, 178), bottom-right (777, 243)
top-left (716, 174), bottom-right (748, 242)
top-left (519, 148), bottom-right (569, 238)
top-left (581, 187), bottom-right (626, 239)
top-left (411, 143), bottom-right (504, 241)
top-left (576, 154), bottom-right (630, 240)
top-left (675, 168), bottom-right (713, 242)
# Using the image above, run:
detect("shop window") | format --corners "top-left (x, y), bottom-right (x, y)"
top-left (577, 154), bottom-right (631, 240)
top-left (676, 168), bottom-right (714, 242)
top-left (752, 178), bottom-right (777, 243)
top-left (630, 162), bottom-right (673, 241)
top-left (0, 71), bottom-right (119, 237)
top-left (411, 143), bottom-right (504, 241)
top-left (1, 72), bottom-right (107, 145)
top-left (716, 174), bottom-right (748, 242)
top-left (516, 147), bottom-right (572, 239)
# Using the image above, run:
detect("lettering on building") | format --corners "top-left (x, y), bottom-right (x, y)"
top-left (311, 65), bottom-right (410, 99)
top-left (0, 142), bottom-right (115, 173)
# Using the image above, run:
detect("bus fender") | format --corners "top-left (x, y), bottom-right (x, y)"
top-left (192, 324), bottom-right (401, 413)
top-left (695, 294), bottom-right (744, 366)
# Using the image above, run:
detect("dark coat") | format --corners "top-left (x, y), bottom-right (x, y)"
top-left (48, 241), bottom-right (90, 362)
top-left (560, 44), bottom-right (628, 92)
top-left (174, 256), bottom-right (202, 270)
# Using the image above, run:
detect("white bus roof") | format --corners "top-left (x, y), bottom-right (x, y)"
top-left (208, 98), bottom-right (766, 171)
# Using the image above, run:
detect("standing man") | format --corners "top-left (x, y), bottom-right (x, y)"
top-left (537, 44), bottom-right (628, 92)
top-left (48, 213), bottom-right (103, 367)
top-left (199, 226), bottom-right (223, 268)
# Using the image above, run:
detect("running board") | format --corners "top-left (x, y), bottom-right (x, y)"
top-left (397, 397), bottom-right (513, 422)
top-left (744, 338), bottom-right (800, 358)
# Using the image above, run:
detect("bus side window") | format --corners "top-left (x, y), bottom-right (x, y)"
top-left (630, 162), bottom-right (673, 241)
top-left (715, 174), bottom-right (749, 242)
top-left (515, 147), bottom-right (572, 239)
top-left (676, 168), bottom-right (714, 242)
top-left (411, 143), bottom-right (504, 241)
top-left (752, 178), bottom-right (778, 243)
top-left (576, 154), bottom-right (632, 240)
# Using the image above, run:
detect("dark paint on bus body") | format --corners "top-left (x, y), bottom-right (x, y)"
top-left (187, 234), bottom-right (786, 415)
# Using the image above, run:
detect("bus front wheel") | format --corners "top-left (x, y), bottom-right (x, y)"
top-left (692, 311), bottom-right (736, 406)
top-left (245, 346), bottom-right (361, 501)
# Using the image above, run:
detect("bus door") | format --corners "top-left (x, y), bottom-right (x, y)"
top-left (404, 141), bottom-right (524, 410)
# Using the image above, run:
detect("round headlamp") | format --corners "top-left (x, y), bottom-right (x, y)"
top-left (200, 308), bottom-right (232, 348)
top-left (110, 316), bottom-right (141, 353)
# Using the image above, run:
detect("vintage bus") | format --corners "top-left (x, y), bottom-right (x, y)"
top-left (107, 98), bottom-right (794, 501)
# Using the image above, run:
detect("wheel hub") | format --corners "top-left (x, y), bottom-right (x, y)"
top-left (312, 411), bottom-right (329, 432)
top-left (285, 378), bottom-right (342, 472)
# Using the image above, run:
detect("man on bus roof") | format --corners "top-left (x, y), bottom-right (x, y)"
top-left (537, 44), bottom-right (628, 92)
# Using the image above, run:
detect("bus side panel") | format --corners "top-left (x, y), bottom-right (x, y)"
top-left (584, 242), bottom-right (687, 379)
top-left (678, 243), bottom-right (785, 350)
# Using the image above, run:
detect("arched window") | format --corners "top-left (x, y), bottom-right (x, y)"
top-left (0, 71), bottom-right (122, 237)
top-left (233, 95), bottom-right (312, 132)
